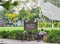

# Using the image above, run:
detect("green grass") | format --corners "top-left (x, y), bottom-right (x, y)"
top-left (38, 28), bottom-right (60, 30)
top-left (0, 27), bottom-right (60, 31)
top-left (0, 27), bottom-right (24, 31)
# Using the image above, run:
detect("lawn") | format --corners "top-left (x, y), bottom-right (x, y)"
top-left (0, 27), bottom-right (24, 31)
top-left (0, 27), bottom-right (60, 31)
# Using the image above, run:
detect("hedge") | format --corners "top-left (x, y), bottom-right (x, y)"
top-left (38, 22), bottom-right (51, 27)
top-left (46, 30), bottom-right (60, 43)
top-left (38, 22), bottom-right (60, 28)
top-left (0, 30), bottom-right (60, 43)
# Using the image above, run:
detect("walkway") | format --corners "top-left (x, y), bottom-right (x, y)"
top-left (0, 39), bottom-right (58, 44)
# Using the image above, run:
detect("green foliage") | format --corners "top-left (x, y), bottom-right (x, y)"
top-left (0, 30), bottom-right (23, 39)
top-left (2, 1), bottom-right (12, 10)
top-left (0, 10), bottom-right (5, 18)
top-left (54, 22), bottom-right (60, 28)
top-left (31, 7), bottom-right (40, 16)
top-left (0, 29), bottom-right (60, 43)
top-left (1, 0), bottom-right (18, 10)
top-left (0, 30), bottom-right (37, 40)
top-left (0, 10), bottom-right (8, 24)
top-left (13, 1), bottom-right (18, 6)
top-left (38, 22), bottom-right (51, 27)
top-left (19, 7), bottom-right (40, 21)
top-left (54, 22), bottom-right (58, 27)
top-left (44, 0), bottom-right (47, 2)
top-left (19, 8), bottom-right (30, 20)
top-left (46, 30), bottom-right (60, 43)
top-left (38, 22), bottom-right (60, 28)
top-left (0, 0), bottom-right (2, 2)
top-left (29, 7), bottom-right (40, 21)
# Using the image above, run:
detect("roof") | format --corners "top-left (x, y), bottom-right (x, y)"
top-left (39, 0), bottom-right (60, 21)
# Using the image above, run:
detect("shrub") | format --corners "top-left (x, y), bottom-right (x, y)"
top-left (0, 29), bottom-right (60, 43)
top-left (46, 30), bottom-right (60, 43)
top-left (38, 22), bottom-right (51, 27)
top-left (54, 22), bottom-right (58, 27)
top-left (38, 22), bottom-right (60, 28)
top-left (0, 30), bottom-right (23, 39)
top-left (0, 30), bottom-right (37, 40)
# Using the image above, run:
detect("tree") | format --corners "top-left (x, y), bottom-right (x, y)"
top-left (6, 13), bottom-right (18, 22)
top-left (18, 8), bottom-right (30, 21)
top-left (0, 0), bottom-right (19, 26)
top-left (0, 0), bottom-right (19, 12)
top-left (5, 13), bottom-right (18, 26)
top-left (0, 9), bottom-right (8, 25)
top-left (19, 7), bottom-right (40, 21)
top-left (0, 0), bottom-right (2, 2)
top-left (29, 7), bottom-right (40, 21)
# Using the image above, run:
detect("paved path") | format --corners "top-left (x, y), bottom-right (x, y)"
top-left (0, 39), bottom-right (57, 44)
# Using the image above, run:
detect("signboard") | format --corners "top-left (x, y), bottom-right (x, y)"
top-left (24, 21), bottom-right (37, 30)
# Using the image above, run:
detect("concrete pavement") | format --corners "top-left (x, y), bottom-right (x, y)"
top-left (0, 39), bottom-right (58, 44)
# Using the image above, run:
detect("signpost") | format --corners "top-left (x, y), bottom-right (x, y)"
top-left (24, 21), bottom-right (38, 30)
top-left (24, 21), bottom-right (38, 40)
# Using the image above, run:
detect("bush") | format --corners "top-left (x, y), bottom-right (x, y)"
top-left (0, 30), bottom-right (37, 40)
top-left (38, 22), bottom-right (60, 28)
top-left (54, 22), bottom-right (58, 27)
top-left (57, 23), bottom-right (60, 28)
top-left (0, 30), bottom-right (23, 39)
top-left (46, 30), bottom-right (60, 43)
top-left (0, 29), bottom-right (60, 43)
top-left (38, 22), bottom-right (51, 27)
